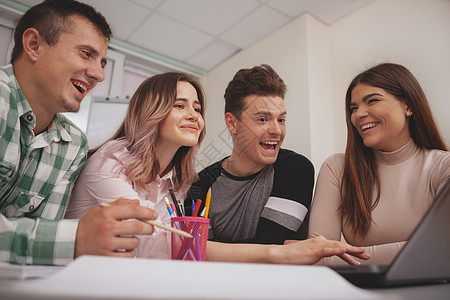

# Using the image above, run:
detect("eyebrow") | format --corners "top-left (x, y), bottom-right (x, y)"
top-left (175, 98), bottom-right (201, 105)
top-left (350, 93), bottom-right (383, 106)
top-left (362, 93), bottom-right (383, 102)
top-left (253, 110), bottom-right (287, 117)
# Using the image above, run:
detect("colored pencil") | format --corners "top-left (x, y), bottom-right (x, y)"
top-left (204, 187), bottom-right (212, 218)
top-left (192, 199), bottom-right (202, 217)
top-left (169, 188), bottom-right (184, 217)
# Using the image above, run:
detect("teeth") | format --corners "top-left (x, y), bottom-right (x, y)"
top-left (261, 141), bottom-right (278, 145)
top-left (72, 80), bottom-right (87, 93)
top-left (361, 122), bottom-right (378, 131)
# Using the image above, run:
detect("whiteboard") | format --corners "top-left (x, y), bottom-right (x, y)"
top-left (85, 96), bottom-right (129, 149)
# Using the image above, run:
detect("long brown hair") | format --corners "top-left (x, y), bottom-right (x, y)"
top-left (97, 72), bottom-right (205, 195)
top-left (341, 63), bottom-right (447, 237)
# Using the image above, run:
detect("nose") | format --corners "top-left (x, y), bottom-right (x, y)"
top-left (267, 120), bottom-right (282, 136)
top-left (87, 62), bottom-right (105, 83)
top-left (186, 105), bottom-right (199, 121)
top-left (354, 106), bottom-right (368, 119)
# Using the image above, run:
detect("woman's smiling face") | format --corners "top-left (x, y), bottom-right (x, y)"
top-left (350, 83), bottom-right (412, 152)
top-left (157, 81), bottom-right (204, 153)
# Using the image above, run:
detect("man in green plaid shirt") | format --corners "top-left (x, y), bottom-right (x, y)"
top-left (0, 0), bottom-right (157, 265)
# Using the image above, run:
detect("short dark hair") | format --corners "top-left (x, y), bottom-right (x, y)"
top-left (224, 64), bottom-right (287, 119)
top-left (11, 0), bottom-right (112, 63)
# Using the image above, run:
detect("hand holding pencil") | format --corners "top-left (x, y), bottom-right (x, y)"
top-left (100, 202), bottom-right (193, 238)
top-left (75, 198), bottom-right (158, 258)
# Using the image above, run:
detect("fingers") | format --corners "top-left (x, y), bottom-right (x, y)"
top-left (317, 246), bottom-right (346, 259)
top-left (311, 236), bottom-right (365, 254)
top-left (335, 242), bottom-right (370, 262)
top-left (314, 246), bottom-right (361, 265)
top-left (348, 251), bottom-right (370, 260)
top-left (92, 206), bottom-right (155, 236)
top-left (99, 203), bottom-right (157, 236)
top-left (341, 244), bottom-right (366, 255)
top-left (95, 235), bottom-right (141, 254)
top-left (75, 200), bottom-right (159, 258)
top-left (106, 236), bottom-right (140, 253)
top-left (307, 236), bottom-right (370, 265)
top-left (108, 198), bottom-right (140, 206)
top-left (337, 251), bottom-right (369, 265)
top-left (338, 252), bottom-right (361, 265)
top-left (104, 199), bottom-right (157, 222)
top-left (94, 247), bottom-right (137, 258)
top-left (111, 219), bottom-right (155, 236)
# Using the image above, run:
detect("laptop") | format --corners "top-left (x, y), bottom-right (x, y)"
top-left (331, 179), bottom-right (450, 288)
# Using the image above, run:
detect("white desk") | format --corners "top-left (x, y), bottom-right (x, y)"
top-left (0, 256), bottom-right (447, 300)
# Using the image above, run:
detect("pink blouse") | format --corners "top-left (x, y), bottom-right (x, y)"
top-left (66, 140), bottom-right (180, 259)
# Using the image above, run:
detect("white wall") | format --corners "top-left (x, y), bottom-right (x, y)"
top-left (199, 14), bottom-right (316, 170)
top-left (306, 17), bottom-right (336, 171)
top-left (203, 0), bottom-right (450, 172)
top-left (202, 13), bottom-right (339, 171)
top-left (0, 25), bottom-right (13, 65)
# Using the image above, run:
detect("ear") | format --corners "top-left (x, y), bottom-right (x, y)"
top-left (403, 102), bottom-right (414, 118)
top-left (21, 28), bottom-right (42, 62)
top-left (225, 112), bottom-right (238, 136)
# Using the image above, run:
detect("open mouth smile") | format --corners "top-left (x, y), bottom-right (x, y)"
top-left (360, 122), bottom-right (380, 133)
top-left (260, 141), bottom-right (278, 150)
top-left (72, 80), bottom-right (88, 94)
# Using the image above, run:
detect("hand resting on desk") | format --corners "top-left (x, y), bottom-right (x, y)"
top-left (74, 198), bottom-right (157, 258)
top-left (284, 236), bottom-right (370, 265)
top-left (206, 236), bottom-right (369, 265)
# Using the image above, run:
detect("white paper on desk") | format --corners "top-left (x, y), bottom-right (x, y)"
top-left (3, 256), bottom-right (398, 300)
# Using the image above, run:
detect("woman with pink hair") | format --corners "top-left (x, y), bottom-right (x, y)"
top-left (66, 72), bottom-right (205, 259)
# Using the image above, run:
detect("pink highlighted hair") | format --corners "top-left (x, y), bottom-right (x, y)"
top-left (93, 72), bottom-right (205, 195)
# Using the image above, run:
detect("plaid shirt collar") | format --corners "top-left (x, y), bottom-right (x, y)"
top-left (4, 64), bottom-right (73, 144)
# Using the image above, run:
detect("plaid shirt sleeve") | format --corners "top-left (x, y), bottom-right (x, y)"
top-left (0, 123), bottom-right (88, 265)
top-left (0, 64), bottom-right (88, 265)
top-left (0, 215), bottom-right (80, 265)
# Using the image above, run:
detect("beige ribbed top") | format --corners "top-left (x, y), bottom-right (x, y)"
top-left (309, 139), bottom-right (450, 265)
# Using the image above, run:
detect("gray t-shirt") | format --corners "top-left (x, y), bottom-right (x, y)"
top-left (210, 165), bottom-right (274, 241)
top-left (186, 149), bottom-right (315, 244)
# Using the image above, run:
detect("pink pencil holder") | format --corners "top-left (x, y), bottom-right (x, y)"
top-left (171, 217), bottom-right (209, 261)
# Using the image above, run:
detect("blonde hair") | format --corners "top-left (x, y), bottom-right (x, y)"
top-left (98, 72), bottom-right (205, 195)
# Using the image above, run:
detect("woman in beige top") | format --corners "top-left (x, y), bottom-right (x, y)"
top-left (309, 63), bottom-right (450, 265)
